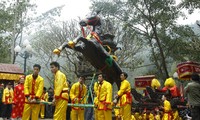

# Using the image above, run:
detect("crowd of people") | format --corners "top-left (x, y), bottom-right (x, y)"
top-left (0, 61), bottom-right (200, 120)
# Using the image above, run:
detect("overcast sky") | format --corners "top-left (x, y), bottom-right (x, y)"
top-left (35, 0), bottom-right (91, 21)
top-left (35, 0), bottom-right (200, 25)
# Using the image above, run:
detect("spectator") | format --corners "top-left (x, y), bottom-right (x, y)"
top-left (11, 75), bottom-right (25, 120)
top-left (45, 87), bottom-right (54, 118)
top-left (184, 73), bottom-right (200, 120)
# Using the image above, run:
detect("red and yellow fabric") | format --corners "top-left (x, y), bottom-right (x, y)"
top-left (22, 74), bottom-right (44, 120)
top-left (40, 92), bottom-right (48, 118)
top-left (24, 74), bottom-right (44, 101)
top-left (162, 100), bottom-right (172, 120)
top-left (2, 87), bottom-right (13, 104)
top-left (11, 84), bottom-right (25, 118)
top-left (117, 79), bottom-right (132, 106)
top-left (70, 82), bottom-right (87, 120)
top-left (117, 79), bottom-right (132, 120)
top-left (163, 78), bottom-right (180, 97)
top-left (53, 70), bottom-right (69, 120)
top-left (96, 80), bottom-right (112, 120)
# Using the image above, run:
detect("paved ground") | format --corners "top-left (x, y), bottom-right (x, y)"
top-left (0, 118), bottom-right (53, 120)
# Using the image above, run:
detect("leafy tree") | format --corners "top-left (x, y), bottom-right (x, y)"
top-left (0, 0), bottom-right (38, 63)
top-left (0, 1), bottom-right (14, 63)
top-left (91, 0), bottom-right (200, 81)
top-left (179, 0), bottom-right (200, 13)
top-left (31, 20), bottom-right (85, 85)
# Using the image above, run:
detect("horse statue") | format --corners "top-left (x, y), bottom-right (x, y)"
top-left (53, 11), bottom-right (122, 87)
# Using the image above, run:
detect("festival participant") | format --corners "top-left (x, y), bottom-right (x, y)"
top-left (93, 81), bottom-right (99, 120)
top-left (11, 75), bottom-right (25, 120)
top-left (39, 87), bottom-right (48, 119)
top-left (113, 72), bottom-right (132, 120)
top-left (151, 78), bottom-right (161, 89)
top-left (22, 64), bottom-right (44, 120)
top-left (50, 61), bottom-right (69, 120)
top-left (162, 78), bottom-right (180, 98)
top-left (96, 73), bottom-right (112, 120)
top-left (70, 76), bottom-right (87, 120)
top-left (2, 82), bottom-right (13, 120)
top-left (160, 94), bottom-right (172, 120)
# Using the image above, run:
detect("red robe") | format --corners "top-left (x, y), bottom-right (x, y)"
top-left (11, 84), bottom-right (25, 118)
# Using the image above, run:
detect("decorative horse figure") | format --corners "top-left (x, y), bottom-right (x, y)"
top-left (53, 11), bottom-right (122, 87)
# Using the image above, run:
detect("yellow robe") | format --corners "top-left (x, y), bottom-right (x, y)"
top-left (22, 74), bottom-right (44, 120)
top-left (93, 82), bottom-right (99, 120)
top-left (162, 100), bottom-right (172, 120)
top-left (96, 80), bottom-right (112, 120)
top-left (117, 79), bottom-right (132, 120)
top-left (2, 87), bottom-right (13, 104)
top-left (172, 110), bottom-right (181, 120)
top-left (70, 82), bottom-right (87, 120)
top-left (40, 92), bottom-right (48, 118)
top-left (53, 70), bottom-right (69, 120)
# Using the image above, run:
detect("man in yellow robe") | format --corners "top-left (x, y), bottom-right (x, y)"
top-left (114, 72), bottom-right (132, 120)
top-left (22, 64), bottom-right (44, 120)
top-left (2, 82), bottom-right (13, 120)
top-left (161, 94), bottom-right (172, 120)
top-left (70, 76), bottom-right (87, 120)
top-left (96, 73), bottom-right (112, 120)
top-left (93, 81), bottom-right (99, 120)
top-left (50, 61), bottom-right (69, 120)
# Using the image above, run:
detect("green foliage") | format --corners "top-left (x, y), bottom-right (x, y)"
top-left (0, 0), bottom-right (38, 63)
top-left (0, 1), bottom-right (14, 63)
top-left (90, 0), bottom-right (200, 81)
top-left (179, 0), bottom-right (200, 13)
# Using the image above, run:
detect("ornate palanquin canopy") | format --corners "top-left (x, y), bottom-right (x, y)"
top-left (134, 75), bottom-right (155, 90)
top-left (177, 61), bottom-right (200, 80)
top-left (0, 63), bottom-right (23, 81)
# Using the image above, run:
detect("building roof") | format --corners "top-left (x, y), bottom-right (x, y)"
top-left (0, 63), bottom-right (23, 74)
